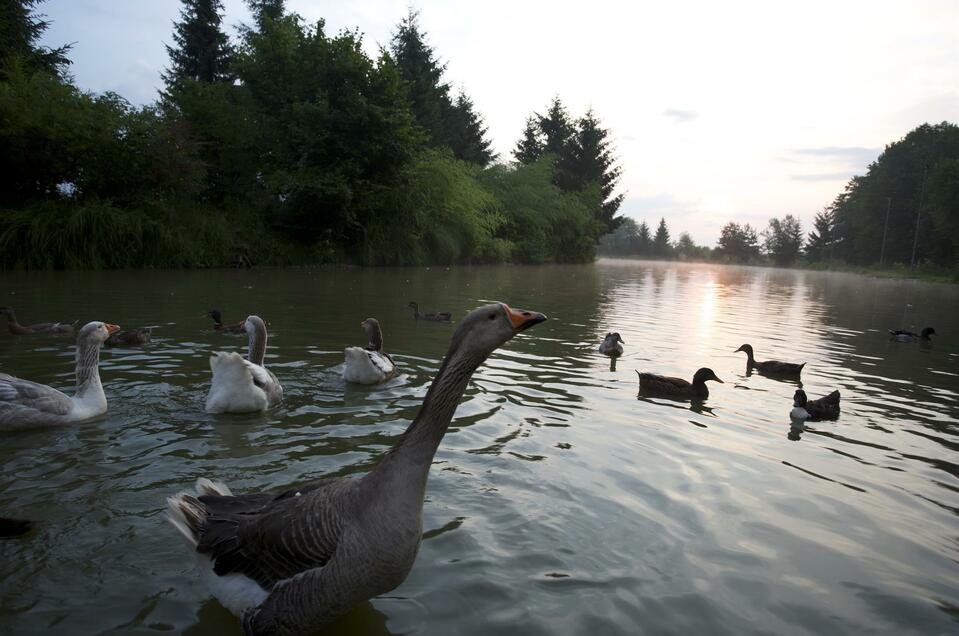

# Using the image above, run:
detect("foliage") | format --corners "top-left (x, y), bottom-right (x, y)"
top-left (0, 0), bottom-right (71, 78)
top-left (762, 214), bottom-right (803, 266)
top-left (830, 122), bottom-right (959, 267)
top-left (246, 0), bottom-right (285, 31)
top-left (513, 115), bottom-right (543, 164)
top-left (674, 232), bottom-right (709, 261)
top-left (163, 0), bottom-right (233, 91)
top-left (805, 208), bottom-right (836, 262)
top-left (652, 217), bottom-right (672, 257)
top-left (716, 222), bottom-right (760, 263)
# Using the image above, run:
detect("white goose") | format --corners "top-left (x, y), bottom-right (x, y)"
top-left (205, 315), bottom-right (282, 414)
top-left (343, 318), bottom-right (396, 385)
top-left (167, 303), bottom-right (547, 635)
top-left (0, 321), bottom-right (119, 430)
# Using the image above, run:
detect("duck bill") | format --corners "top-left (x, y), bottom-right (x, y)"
top-left (714, 377), bottom-right (724, 383)
top-left (106, 324), bottom-right (121, 334)
top-left (505, 305), bottom-right (548, 332)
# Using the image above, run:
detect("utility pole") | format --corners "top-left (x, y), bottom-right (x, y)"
top-left (910, 165), bottom-right (927, 268)
top-left (879, 197), bottom-right (891, 267)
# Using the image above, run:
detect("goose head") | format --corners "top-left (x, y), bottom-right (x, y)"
top-left (244, 315), bottom-right (267, 337)
top-left (78, 321), bottom-right (120, 345)
top-left (693, 367), bottom-right (723, 385)
top-left (450, 303), bottom-right (547, 357)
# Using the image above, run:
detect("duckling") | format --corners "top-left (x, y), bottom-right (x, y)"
top-left (105, 327), bottom-right (152, 347)
top-left (207, 309), bottom-right (246, 334)
top-left (636, 367), bottom-right (724, 399)
top-left (408, 301), bottom-right (452, 322)
top-left (888, 327), bottom-right (935, 342)
top-left (790, 386), bottom-right (841, 421)
top-left (598, 332), bottom-right (624, 357)
top-left (735, 344), bottom-right (805, 375)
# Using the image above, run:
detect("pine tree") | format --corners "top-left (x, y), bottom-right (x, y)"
top-left (163, 0), bottom-right (232, 90)
top-left (637, 220), bottom-right (652, 254)
top-left (0, 0), bottom-right (71, 77)
top-left (537, 96), bottom-right (574, 157)
top-left (805, 208), bottom-right (834, 262)
top-left (513, 116), bottom-right (543, 164)
top-left (246, 0), bottom-right (284, 30)
top-left (447, 93), bottom-right (495, 166)
top-left (653, 218), bottom-right (672, 257)
top-left (563, 109), bottom-right (623, 231)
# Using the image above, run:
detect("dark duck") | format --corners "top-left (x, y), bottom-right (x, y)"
top-left (407, 301), bottom-right (452, 322)
top-left (888, 327), bottom-right (935, 342)
top-left (790, 386), bottom-right (841, 421)
top-left (106, 327), bottom-right (152, 347)
top-left (598, 332), bottom-right (624, 357)
top-left (207, 309), bottom-right (246, 334)
top-left (735, 344), bottom-right (805, 375)
top-left (636, 367), bottom-right (724, 399)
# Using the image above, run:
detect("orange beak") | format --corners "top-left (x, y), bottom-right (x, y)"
top-left (504, 304), bottom-right (548, 332)
top-left (106, 324), bottom-right (120, 334)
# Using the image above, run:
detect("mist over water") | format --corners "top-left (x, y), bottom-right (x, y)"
top-left (1, 260), bottom-right (957, 635)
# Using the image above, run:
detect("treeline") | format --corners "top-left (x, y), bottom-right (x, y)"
top-left (0, 0), bottom-right (622, 269)
top-left (600, 122), bottom-right (959, 272)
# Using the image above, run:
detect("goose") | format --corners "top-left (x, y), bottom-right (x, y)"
top-left (205, 315), bottom-right (282, 414)
top-left (598, 332), bottom-right (624, 357)
top-left (888, 327), bottom-right (935, 342)
top-left (167, 303), bottom-right (547, 634)
top-left (790, 386), bottom-right (841, 421)
top-left (0, 321), bottom-right (119, 430)
top-left (343, 318), bottom-right (396, 385)
top-left (105, 327), bottom-right (152, 347)
top-left (0, 517), bottom-right (35, 538)
top-left (735, 344), bottom-right (805, 375)
top-left (637, 367), bottom-right (723, 399)
top-left (0, 307), bottom-right (76, 335)
top-left (207, 309), bottom-right (246, 334)
top-left (407, 301), bottom-right (452, 322)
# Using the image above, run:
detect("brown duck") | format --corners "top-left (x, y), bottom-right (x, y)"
top-left (207, 309), bottom-right (246, 334)
top-left (637, 367), bottom-right (724, 399)
top-left (735, 344), bottom-right (805, 375)
top-left (0, 307), bottom-right (76, 335)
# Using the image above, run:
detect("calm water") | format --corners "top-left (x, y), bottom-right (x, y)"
top-left (1, 260), bottom-right (958, 635)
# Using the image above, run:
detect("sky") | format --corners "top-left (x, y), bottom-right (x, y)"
top-left (40, 0), bottom-right (959, 245)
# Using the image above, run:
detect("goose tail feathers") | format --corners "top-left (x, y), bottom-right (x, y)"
top-left (166, 478), bottom-right (233, 548)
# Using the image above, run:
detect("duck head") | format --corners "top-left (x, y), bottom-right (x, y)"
top-left (693, 367), bottom-right (724, 385)
top-left (207, 309), bottom-right (223, 323)
top-left (921, 327), bottom-right (936, 339)
top-left (792, 388), bottom-right (808, 408)
top-left (734, 344), bottom-right (754, 357)
top-left (605, 332), bottom-right (625, 344)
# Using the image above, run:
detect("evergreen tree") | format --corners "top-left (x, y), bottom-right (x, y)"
top-left (0, 0), bottom-right (71, 77)
top-left (513, 115), bottom-right (543, 164)
top-left (637, 220), bottom-right (652, 254)
top-left (163, 0), bottom-right (232, 90)
top-left (653, 217), bottom-right (672, 257)
top-left (447, 92), bottom-right (495, 166)
top-left (562, 109), bottom-right (623, 231)
top-left (805, 208), bottom-right (835, 262)
top-left (246, 0), bottom-right (284, 30)
top-left (538, 96), bottom-right (574, 157)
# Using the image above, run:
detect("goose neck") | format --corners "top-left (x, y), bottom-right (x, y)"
top-left (247, 322), bottom-right (266, 366)
top-left (74, 338), bottom-right (104, 402)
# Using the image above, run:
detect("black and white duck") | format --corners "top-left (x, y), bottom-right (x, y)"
top-left (637, 367), bottom-right (724, 399)
top-left (888, 327), bottom-right (935, 342)
top-left (789, 386), bottom-right (841, 421)
top-left (735, 344), bottom-right (805, 375)
top-left (167, 303), bottom-right (547, 634)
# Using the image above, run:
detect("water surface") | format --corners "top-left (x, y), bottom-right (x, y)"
top-left (1, 260), bottom-right (957, 635)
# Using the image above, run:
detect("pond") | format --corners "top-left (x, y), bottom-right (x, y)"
top-left (1, 260), bottom-right (957, 635)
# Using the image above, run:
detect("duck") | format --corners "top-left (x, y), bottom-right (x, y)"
top-left (0, 321), bottom-right (119, 430)
top-left (888, 327), bottom-right (935, 342)
top-left (205, 316), bottom-right (282, 414)
top-left (167, 303), bottom-right (547, 634)
top-left (343, 318), bottom-right (396, 385)
top-left (207, 309), bottom-right (246, 334)
top-left (0, 517), bottom-right (35, 538)
top-left (0, 307), bottom-right (76, 335)
top-left (598, 332), bottom-right (624, 357)
top-left (407, 301), bottom-right (452, 322)
top-left (790, 386), bottom-right (840, 421)
top-left (105, 327), bottom-right (152, 347)
top-left (735, 344), bottom-right (805, 375)
top-left (637, 367), bottom-right (724, 399)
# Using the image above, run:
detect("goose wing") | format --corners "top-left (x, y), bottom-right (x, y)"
top-left (248, 362), bottom-right (283, 405)
top-left (0, 373), bottom-right (72, 424)
top-left (195, 477), bottom-right (352, 589)
top-left (368, 351), bottom-right (395, 377)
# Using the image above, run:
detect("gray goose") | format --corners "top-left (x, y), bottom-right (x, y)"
top-left (0, 307), bottom-right (76, 335)
top-left (205, 315), bottom-right (282, 414)
top-left (0, 321), bottom-right (119, 430)
top-left (167, 303), bottom-right (547, 634)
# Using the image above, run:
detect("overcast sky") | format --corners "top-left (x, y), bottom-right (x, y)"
top-left (41, 0), bottom-right (959, 245)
